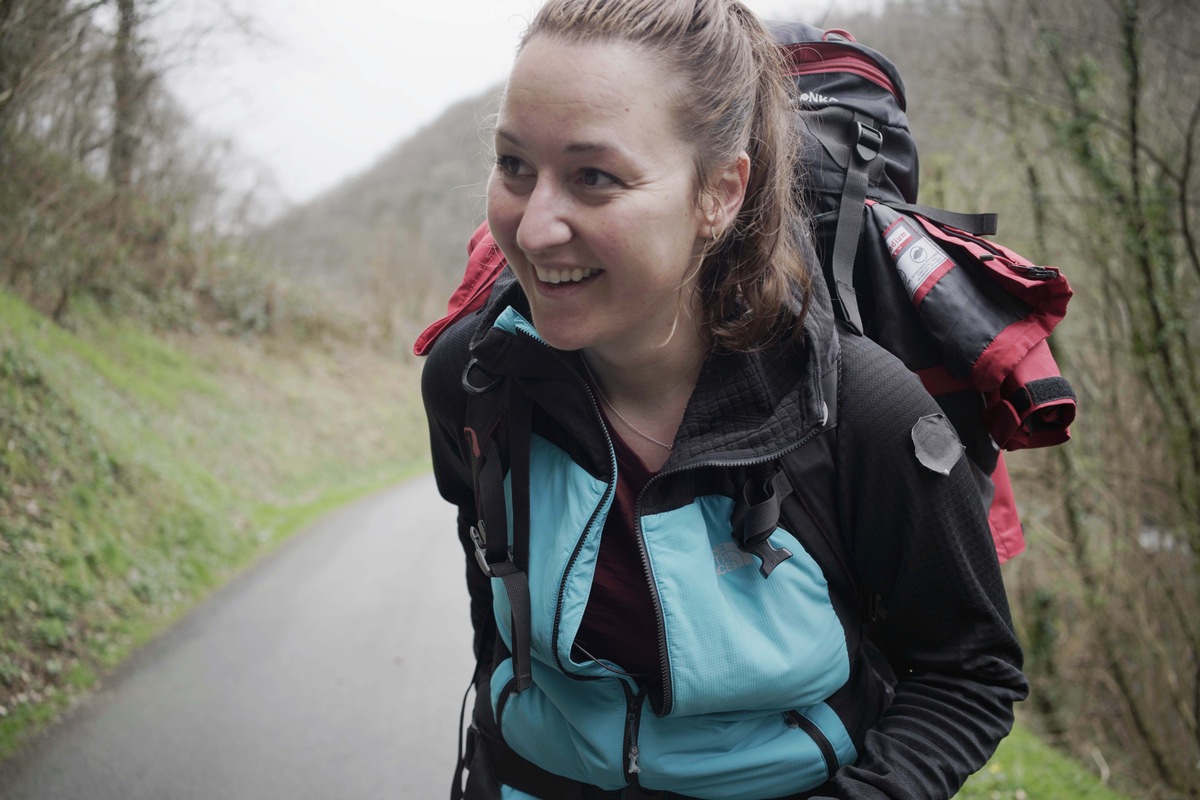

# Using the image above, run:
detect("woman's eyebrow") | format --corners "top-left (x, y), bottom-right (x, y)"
top-left (495, 128), bottom-right (617, 157)
top-left (565, 142), bottom-right (614, 155)
top-left (494, 128), bottom-right (522, 147)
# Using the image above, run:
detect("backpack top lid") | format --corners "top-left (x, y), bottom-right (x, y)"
top-left (770, 21), bottom-right (919, 210)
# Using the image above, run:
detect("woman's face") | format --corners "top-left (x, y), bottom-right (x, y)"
top-left (486, 36), bottom-right (714, 360)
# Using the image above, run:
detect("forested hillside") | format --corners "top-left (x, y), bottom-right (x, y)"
top-left (250, 91), bottom-right (500, 348)
top-left (254, 91), bottom-right (498, 287)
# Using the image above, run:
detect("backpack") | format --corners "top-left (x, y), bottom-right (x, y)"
top-left (415, 23), bottom-right (1077, 565)
top-left (772, 22), bottom-right (1076, 562)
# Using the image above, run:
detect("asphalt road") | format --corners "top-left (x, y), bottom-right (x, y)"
top-left (0, 474), bottom-right (474, 799)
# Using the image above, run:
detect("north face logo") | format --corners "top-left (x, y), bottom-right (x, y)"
top-left (713, 541), bottom-right (756, 575)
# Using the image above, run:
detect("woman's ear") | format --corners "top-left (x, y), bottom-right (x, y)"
top-left (703, 151), bottom-right (751, 237)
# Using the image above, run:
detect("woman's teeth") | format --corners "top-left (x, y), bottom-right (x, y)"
top-left (535, 266), bottom-right (598, 285)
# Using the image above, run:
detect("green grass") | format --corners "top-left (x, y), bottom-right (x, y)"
top-left (957, 724), bottom-right (1131, 799)
top-left (0, 289), bottom-right (430, 760)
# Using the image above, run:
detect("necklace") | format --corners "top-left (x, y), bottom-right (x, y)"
top-left (581, 360), bottom-right (674, 451)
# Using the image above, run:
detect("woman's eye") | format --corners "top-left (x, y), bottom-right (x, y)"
top-left (496, 155), bottom-right (529, 177)
top-left (579, 168), bottom-right (617, 187)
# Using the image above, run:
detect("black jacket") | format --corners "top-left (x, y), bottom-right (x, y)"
top-left (422, 269), bottom-right (1027, 800)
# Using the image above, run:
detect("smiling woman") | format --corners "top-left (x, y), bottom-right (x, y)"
top-left (418, 1), bottom-right (1028, 798)
top-left (487, 37), bottom-right (734, 396)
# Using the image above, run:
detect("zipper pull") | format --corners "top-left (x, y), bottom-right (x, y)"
top-left (627, 744), bottom-right (641, 775)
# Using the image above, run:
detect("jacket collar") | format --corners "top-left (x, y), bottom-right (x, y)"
top-left (466, 268), bottom-right (840, 470)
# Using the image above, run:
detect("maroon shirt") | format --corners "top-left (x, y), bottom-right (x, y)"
top-left (572, 422), bottom-right (660, 685)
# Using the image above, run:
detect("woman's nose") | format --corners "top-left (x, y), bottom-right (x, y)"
top-left (515, 180), bottom-right (572, 254)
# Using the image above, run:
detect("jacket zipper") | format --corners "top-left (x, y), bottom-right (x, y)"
top-left (919, 216), bottom-right (1061, 280)
top-left (783, 709), bottom-right (839, 781)
top-left (622, 683), bottom-right (646, 787)
top-left (511, 329), bottom-right (618, 681)
top-left (635, 400), bottom-right (835, 717)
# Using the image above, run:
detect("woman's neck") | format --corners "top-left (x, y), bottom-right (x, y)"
top-left (582, 326), bottom-right (707, 411)
top-left (581, 324), bottom-right (708, 470)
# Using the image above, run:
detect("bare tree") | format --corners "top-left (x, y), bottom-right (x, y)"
top-left (943, 0), bottom-right (1200, 795)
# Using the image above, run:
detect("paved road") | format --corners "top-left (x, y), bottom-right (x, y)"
top-left (0, 474), bottom-right (474, 799)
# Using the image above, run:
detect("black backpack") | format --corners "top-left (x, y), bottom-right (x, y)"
top-left (770, 22), bottom-right (1077, 561)
top-left (417, 24), bottom-right (1077, 564)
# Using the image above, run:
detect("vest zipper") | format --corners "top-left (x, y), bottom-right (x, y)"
top-left (634, 402), bottom-right (835, 718)
top-left (622, 683), bottom-right (646, 787)
top-left (511, 329), bottom-right (619, 681)
top-left (783, 709), bottom-right (839, 782)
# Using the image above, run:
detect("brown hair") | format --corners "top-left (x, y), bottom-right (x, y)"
top-left (520, 0), bottom-right (813, 351)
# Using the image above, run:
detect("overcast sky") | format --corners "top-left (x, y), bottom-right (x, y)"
top-left (161, 0), bottom-right (876, 212)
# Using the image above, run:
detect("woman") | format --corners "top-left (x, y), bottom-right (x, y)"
top-left (420, 1), bottom-right (1028, 797)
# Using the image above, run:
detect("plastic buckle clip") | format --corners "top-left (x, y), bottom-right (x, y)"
top-left (469, 521), bottom-right (494, 576)
top-left (469, 520), bottom-right (515, 578)
top-left (854, 121), bottom-right (883, 163)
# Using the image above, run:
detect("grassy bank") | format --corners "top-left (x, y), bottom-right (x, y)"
top-left (959, 724), bottom-right (1132, 798)
top-left (0, 289), bottom-right (429, 758)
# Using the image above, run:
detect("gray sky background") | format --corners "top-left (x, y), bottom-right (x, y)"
top-left (160, 0), bottom-right (878, 212)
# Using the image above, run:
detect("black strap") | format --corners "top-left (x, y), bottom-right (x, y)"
top-left (889, 202), bottom-right (999, 236)
top-left (828, 117), bottom-right (883, 336)
top-left (463, 370), bottom-right (534, 694)
top-left (505, 389), bottom-right (534, 691)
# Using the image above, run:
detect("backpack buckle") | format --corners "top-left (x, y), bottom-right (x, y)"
top-left (854, 121), bottom-right (883, 162)
top-left (469, 520), bottom-right (516, 578)
top-left (731, 468), bottom-right (795, 578)
top-left (462, 357), bottom-right (502, 395)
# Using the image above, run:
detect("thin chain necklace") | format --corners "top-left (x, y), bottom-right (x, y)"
top-left (581, 359), bottom-right (674, 451)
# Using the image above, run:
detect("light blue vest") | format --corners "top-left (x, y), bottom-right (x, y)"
top-left (486, 309), bottom-right (857, 800)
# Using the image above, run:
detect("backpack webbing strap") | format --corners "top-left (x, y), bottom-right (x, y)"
top-left (463, 368), bottom-right (534, 693)
top-left (889, 202), bottom-right (999, 236)
top-left (506, 389), bottom-right (533, 691)
top-left (731, 469), bottom-right (795, 578)
top-left (829, 117), bottom-right (884, 336)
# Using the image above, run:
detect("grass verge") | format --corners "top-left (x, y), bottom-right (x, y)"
top-left (958, 723), bottom-right (1132, 798)
top-left (0, 289), bottom-right (429, 760)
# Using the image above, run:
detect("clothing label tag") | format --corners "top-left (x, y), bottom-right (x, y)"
top-left (884, 218), bottom-right (954, 301)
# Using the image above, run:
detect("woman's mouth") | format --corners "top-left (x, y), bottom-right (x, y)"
top-left (534, 264), bottom-right (600, 285)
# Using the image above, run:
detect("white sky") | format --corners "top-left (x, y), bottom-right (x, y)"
top-left (161, 0), bottom-right (875, 212)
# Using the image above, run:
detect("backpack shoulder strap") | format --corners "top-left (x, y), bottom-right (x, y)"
top-left (826, 113), bottom-right (885, 336)
top-left (462, 362), bottom-right (534, 693)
